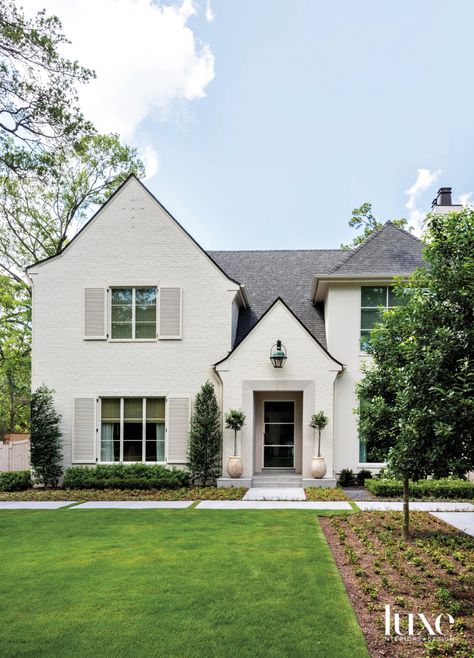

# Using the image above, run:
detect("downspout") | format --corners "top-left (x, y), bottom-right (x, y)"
top-left (212, 365), bottom-right (225, 477)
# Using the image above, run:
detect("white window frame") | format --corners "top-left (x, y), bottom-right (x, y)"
top-left (109, 286), bottom-right (158, 342)
top-left (98, 396), bottom-right (166, 464)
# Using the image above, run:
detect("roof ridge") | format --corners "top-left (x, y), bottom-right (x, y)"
top-left (329, 220), bottom-right (421, 274)
top-left (208, 248), bottom-right (347, 254)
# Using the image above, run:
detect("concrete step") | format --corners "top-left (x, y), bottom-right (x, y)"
top-left (252, 477), bottom-right (303, 488)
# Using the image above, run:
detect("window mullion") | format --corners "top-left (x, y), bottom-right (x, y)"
top-left (120, 398), bottom-right (124, 462)
top-left (142, 398), bottom-right (146, 463)
top-left (132, 288), bottom-right (136, 340)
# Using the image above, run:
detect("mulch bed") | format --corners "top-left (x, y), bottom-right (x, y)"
top-left (320, 511), bottom-right (473, 657)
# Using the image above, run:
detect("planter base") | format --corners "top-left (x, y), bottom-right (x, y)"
top-left (217, 477), bottom-right (252, 488)
top-left (303, 477), bottom-right (337, 489)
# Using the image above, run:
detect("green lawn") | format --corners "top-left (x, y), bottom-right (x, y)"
top-left (0, 510), bottom-right (368, 658)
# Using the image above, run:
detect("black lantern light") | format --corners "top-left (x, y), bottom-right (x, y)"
top-left (270, 339), bottom-right (287, 368)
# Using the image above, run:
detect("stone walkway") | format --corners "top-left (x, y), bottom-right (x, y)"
top-left (243, 487), bottom-right (306, 501)
top-left (430, 512), bottom-right (474, 537)
top-left (196, 501), bottom-right (352, 510)
top-left (356, 501), bottom-right (474, 512)
top-left (0, 501), bottom-right (74, 509)
top-left (70, 501), bottom-right (192, 509)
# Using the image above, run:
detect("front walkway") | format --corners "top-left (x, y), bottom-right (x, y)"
top-left (430, 511), bottom-right (474, 537)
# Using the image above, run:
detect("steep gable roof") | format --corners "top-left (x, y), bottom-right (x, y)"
top-left (210, 249), bottom-right (346, 348)
top-left (329, 221), bottom-right (424, 276)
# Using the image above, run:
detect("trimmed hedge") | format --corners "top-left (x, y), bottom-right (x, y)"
top-left (63, 464), bottom-right (190, 490)
top-left (0, 470), bottom-right (32, 492)
top-left (366, 478), bottom-right (474, 499)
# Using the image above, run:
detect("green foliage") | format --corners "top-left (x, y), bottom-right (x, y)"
top-left (0, 0), bottom-right (94, 173)
top-left (188, 381), bottom-right (222, 485)
top-left (0, 275), bottom-right (30, 434)
top-left (30, 384), bottom-right (62, 487)
top-left (224, 408), bottom-right (246, 456)
top-left (0, 469), bottom-right (31, 491)
top-left (356, 469), bottom-right (372, 485)
top-left (310, 411), bottom-right (329, 457)
top-left (63, 464), bottom-right (189, 490)
top-left (358, 209), bottom-right (474, 481)
top-left (365, 478), bottom-right (474, 500)
top-left (338, 468), bottom-right (356, 486)
top-left (341, 202), bottom-right (409, 250)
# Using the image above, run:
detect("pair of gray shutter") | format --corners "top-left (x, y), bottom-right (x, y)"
top-left (83, 287), bottom-right (182, 339)
top-left (72, 398), bottom-right (190, 464)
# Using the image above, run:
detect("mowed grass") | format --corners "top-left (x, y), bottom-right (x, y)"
top-left (0, 510), bottom-right (368, 658)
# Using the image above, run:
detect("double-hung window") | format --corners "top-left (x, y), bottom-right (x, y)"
top-left (111, 287), bottom-right (157, 340)
top-left (101, 397), bottom-right (166, 463)
top-left (360, 286), bottom-right (404, 350)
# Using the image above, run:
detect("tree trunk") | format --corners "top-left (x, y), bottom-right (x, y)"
top-left (402, 476), bottom-right (410, 540)
top-left (317, 430), bottom-right (321, 458)
top-left (234, 430), bottom-right (237, 457)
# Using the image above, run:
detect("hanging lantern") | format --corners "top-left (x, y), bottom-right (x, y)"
top-left (270, 339), bottom-right (287, 368)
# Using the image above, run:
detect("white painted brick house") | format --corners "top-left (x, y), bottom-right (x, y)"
top-left (27, 177), bottom-right (454, 487)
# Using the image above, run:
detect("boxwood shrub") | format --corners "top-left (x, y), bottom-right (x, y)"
top-left (365, 478), bottom-right (474, 499)
top-left (63, 464), bottom-right (190, 490)
top-left (0, 470), bottom-right (32, 492)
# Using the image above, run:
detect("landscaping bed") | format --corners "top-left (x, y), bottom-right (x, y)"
top-left (366, 478), bottom-right (474, 501)
top-left (0, 486), bottom-right (248, 501)
top-left (305, 487), bottom-right (350, 501)
top-left (321, 511), bottom-right (473, 657)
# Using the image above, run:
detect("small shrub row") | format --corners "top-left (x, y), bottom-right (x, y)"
top-left (338, 468), bottom-right (373, 487)
top-left (365, 478), bottom-right (474, 499)
top-left (63, 464), bottom-right (190, 490)
top-left (0, 470), bottom-right (32, 492)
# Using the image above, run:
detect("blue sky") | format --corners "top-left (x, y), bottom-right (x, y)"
top-left (31, 0), bottom-right (474, 249)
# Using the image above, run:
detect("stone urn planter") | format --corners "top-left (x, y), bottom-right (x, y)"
top-left (309, 411), bottom-right (329, 479)
top-left (310, 456), bottom-right (327, 479)
top-left (225, 408), bottom-right (246, 480)
top-left (227, 456), bottom-right (243, 478)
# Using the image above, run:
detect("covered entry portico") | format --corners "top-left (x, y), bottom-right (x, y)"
top-left (214, 299), bottom-right (342, 488)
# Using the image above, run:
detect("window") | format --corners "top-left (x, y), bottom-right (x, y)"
top-left (100, 397), bottom-right (165, 462)
top-left (360, 286), bottom-right (405, 350)
top-left (111, 287), bottom-right (157, 340)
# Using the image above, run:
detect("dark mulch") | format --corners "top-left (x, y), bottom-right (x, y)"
top-left (320, 511), bottom-right (473, 658)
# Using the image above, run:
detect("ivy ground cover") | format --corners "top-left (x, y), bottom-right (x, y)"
top-left (321, 512), bottom-right (473, 657)
top-left (0, 510), bottom-right (368, 658)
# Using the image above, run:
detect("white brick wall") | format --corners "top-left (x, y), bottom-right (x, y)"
top-left (29, 177), bottom-right (240, 468)
top-left (216, 301), bottom-right (342, 478)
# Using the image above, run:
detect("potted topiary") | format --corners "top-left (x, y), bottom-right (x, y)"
top-left (309, 411), bottom-right (329, 478)
top-left (224, 409), bottom-right (246, 478)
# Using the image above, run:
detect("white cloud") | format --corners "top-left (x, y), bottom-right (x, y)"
top-left (140, 145), bottom-right (160, 180)
top-left (26, 0), bottom-right (215, 175)
top-left (459, 192), bottom-right (473, 207)
top-left (205, 0), bottom-right (215, 22)
top-left (405, 168), bottom-right (441, 234)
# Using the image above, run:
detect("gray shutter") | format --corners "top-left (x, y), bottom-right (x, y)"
top-left (167, 398), bottom-right (189, 463)
top-left (84, 288), bottom-right (107, 339)
top-left (72, 398), bottom-right (96, 463)
top-left (159, 288), bottom-right (182, 339)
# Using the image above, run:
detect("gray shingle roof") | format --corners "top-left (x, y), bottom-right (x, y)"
top-left (210, 223), bottom-right (424, 349)
top-left (330, 222), bottom-right (424, 275)
top-left (209, 249), bottom-right (346, 347)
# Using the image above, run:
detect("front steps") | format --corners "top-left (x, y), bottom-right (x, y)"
top-left (217, 470), bottom-right (337, 489)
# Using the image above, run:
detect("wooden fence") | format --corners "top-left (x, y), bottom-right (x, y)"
top-left (0, 439), bottom-right (30, 471)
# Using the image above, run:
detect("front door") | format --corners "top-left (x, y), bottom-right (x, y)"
top-left (263, 401), bottom-right (295, 468)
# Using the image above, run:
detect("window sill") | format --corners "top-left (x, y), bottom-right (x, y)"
top-left (98, 461), bottom-right (167, 465)
top-left (109, 339), bottom-right (157, 343)
top-left (358, 462), bottom-right (386, 468)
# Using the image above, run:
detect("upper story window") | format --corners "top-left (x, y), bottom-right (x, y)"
top-left (360, 286), bottom-right (405, 351)
top-left (111, 287), bottom-right (157, 340)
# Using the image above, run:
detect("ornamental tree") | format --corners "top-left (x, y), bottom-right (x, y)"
top-left (224, 409), bottom-right (246, 457)
top-left (357, 208), bottom-right (474, 538)
top-left (188, 381), bottom-right (222, 486)
top-left (309, 411), bottom-right (328, 457)
top-left (30, 384), bottom-right (63, 488)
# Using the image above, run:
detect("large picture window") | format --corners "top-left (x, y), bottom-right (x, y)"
top-left (111, 287), bottom-right (157, 340)
top-left (360, 286), bottom-right (404, 350)
top-left (100, 397), bottom-right (165, 462)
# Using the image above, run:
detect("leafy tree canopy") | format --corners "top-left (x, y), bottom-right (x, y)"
top-left (341, 202), bottom-right (410, 250)
top-left (0, 0), bottom-right (94, 173)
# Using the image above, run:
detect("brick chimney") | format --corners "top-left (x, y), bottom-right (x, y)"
top-left (431, 187), bottom-right (462, 214)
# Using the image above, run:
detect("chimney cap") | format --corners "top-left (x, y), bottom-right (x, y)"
top-left (432, 186), bottom-right (453, 208)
